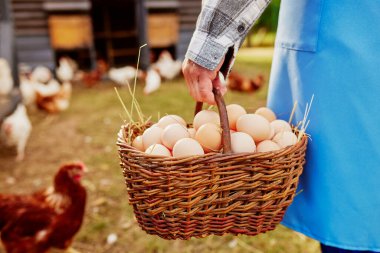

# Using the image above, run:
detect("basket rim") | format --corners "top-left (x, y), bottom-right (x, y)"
top-left (117, 123), bottom-right (308, 162)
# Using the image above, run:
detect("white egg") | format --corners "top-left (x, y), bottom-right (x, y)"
top-left (236, 114), bottom-right (271, 142)
top-left (172, 138), bottom-right (205, 158)
top-left (132, 135), bottom-right (144, 151)
top-left (231, 132), bottom-right (256, 153)
top-left (145, 144), bottom-right (171, 157)
top-left (273, 131), bottom-right (298, 148)
top-left (255, 107), bottom-right (277, 122)
top-left (161, 123), bottom-right (190, 149)
top-left (195, 123), bottom-right (222, 152)
top-left (226, 104), bottom-right (247, 130)
top-left (157, 115), bottom-right (187, 129)
top-left (268, 125), bottom-right (275, 140)
top-left (256, 140), bottom-right (281, 153)
top-left (188, 128), bottom-right (196, 139)
top-left (193, 110), bottom-right (220, 130)
top-left (142, 126), bottom-right (163, 150)
top-left (270, 120), bottom-right (292, 135)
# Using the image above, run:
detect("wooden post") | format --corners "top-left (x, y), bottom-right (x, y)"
top-left (0, 0), bottom-right (19, 88)
top-left (135, 0), bottom-right (150, 71)
top-left (0, 0), bottom-right (21, 122)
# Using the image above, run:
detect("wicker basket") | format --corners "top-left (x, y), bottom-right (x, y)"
top-left (117, 89), bottom-right (308, 240)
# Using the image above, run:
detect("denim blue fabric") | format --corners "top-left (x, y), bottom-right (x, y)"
top-left (268, 0), bottom-right (380, 251)
top-left (321, 244), bottom-right (380, 253)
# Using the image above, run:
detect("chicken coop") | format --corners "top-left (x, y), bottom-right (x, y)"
top-left (9, 0), bottom-right (201, 70)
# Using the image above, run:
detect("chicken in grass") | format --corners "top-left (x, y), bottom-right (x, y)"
top-left (35, 81), bottom-right (72, 113)
top-left (143, 69), bottom-right (161, 95)
top-left (30, 66), bottom-right (52, 84)
top-left (78, 59), bottom-right (108, 87)
top-left (152, 50), bottom-right (182, 80)
top-left (0, 104), bottom-right (32, 161)
top-left (19, 76), bottom-right (38, 107)
top-left (56, 57), bottom-right (76, 83)
top-left (227, 71), bottom-right (265, 93)
top-left (108, 65), bottom-right (138, 86)
top-left (0, 162), bottom-right (87, 253)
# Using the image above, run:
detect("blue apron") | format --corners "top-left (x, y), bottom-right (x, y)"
top-left (267, 0), bottom-right (380, 251)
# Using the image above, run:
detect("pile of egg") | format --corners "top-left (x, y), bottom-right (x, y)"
top-left (131, 104), bottom-right (298, 158)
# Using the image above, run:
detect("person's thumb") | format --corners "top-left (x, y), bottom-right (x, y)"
top-left (213, 73), bottom-right (227, 96)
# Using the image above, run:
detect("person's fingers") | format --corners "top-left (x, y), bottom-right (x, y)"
top-left (212, 74), bottom-right (228, 96)
top-left (182, 60), bottom-right (197, 99)
top-left (198, 74), bottom-right (216, 104)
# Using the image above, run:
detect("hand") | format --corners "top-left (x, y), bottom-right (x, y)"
top-left (182, 58), bottom-right (227, 105)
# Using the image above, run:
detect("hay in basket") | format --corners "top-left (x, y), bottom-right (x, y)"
top-left (116, 80), bottom-right (310, 240)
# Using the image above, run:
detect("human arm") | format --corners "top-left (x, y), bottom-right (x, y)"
top-left (182, 0), bottom-right (271, 104)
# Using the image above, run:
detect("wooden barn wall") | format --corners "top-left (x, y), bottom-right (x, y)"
top-left (12, 0), bottom-right (55, 68)
top-left (177, 0), bottom-right (202, 60)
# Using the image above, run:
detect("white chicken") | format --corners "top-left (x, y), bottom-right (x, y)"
top-left (55, 81), bottom-right (72, 112)
top-left (108, 66), bottom-right (137, 85)
top-left (0, 104), bottom-right (32, 161)
top-left (143, 69), bottom-right (161, 95)
top-left (30, 66), bottom-right (52, 84)
top-left (19, 76), bottom-right (38, 106)
top-left (56, 57), bottom-right (75, 82)
top-left (35, 78), bottom-right (61, 97)
top-left (0, 58), bottom-right (14, 96)
top-left (36, 81), bottom-right (72, 113)
top-left (152, 51), bottom-right (182, 80)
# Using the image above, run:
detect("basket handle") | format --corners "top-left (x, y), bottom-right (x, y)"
top-left (195, 88), bottom-right (232, 154)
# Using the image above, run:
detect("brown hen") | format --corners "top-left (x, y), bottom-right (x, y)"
top-left (0, 162), bottom-right (87, 253)
top-left (227, 71), bottom-right (265, 92)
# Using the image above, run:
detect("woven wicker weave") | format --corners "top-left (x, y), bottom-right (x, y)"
top-left (117, 89), bottom-right (308, 240)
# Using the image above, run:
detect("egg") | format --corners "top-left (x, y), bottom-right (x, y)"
top-left (273, 131), bottom-right (298, 148)
top-left (161, 123), bottom-right (190, 149)
top-left (188, 128), bottom-right (196, 139)
top-left (256, 140), bottom-right (281, 153)
top-left (226, 104), bottom-right (247, 130)
top-left (270, 120), bottom-right (292, 135)
top-left (157, 115), bottom-right (187, 129)
top-left (142, 126), bottom-right (163, 150)
top-left (145, 144), bottom-right (171, 157)
top-left (132, 135), bottom-right (144, 151)
top-left (231, 132), bottom-right (256, 153)
top-left (236, 114), bottom-right (271, 142)
top-left (195, 123), bottom-right (222, 152)
top-left (193, 110), bottom-right (220, 130)
top-left (172, 138), bottom-right (205, 158)
top-left (255, 107), bottom-right (277, 122)
top-left (268, 125), bottom-right (275, 139)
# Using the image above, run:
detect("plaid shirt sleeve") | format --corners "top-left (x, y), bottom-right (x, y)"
top-left (186, 0), bottom-right (271, 72)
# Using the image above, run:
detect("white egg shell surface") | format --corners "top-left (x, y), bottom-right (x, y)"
top-left (172, 138), bottom-right (205, 158)
top-left (256, 140), bottom-right (281, 153)
top-left (132, 135), bottom-right (144, 151)
top-left (273, 131), bottom-right (298, 148)
top-left (188, 128), bottom-right (196, 139)
top-left (195, 123), bottom-right (222, 152)
top-left (226, 104), bottom-right (247, 130)
top-left (270, 120), bottom-right (292, 136)
top-left (145, 144), bottom-right (171, 157)
top-left (158, 115), bottom-right (187, 129)
top-left (142, 126), bottom-right (163, 150)
top-left (193, 110), bottom-right (220, 130)
top-left (161, 123), bottom-right (190, 149)
top-left (236, 114), bottom-right (271, 142)
top-left (231, 132), bottom-right (256, 153)
top-left (255, 107), bottom-right (277, 122)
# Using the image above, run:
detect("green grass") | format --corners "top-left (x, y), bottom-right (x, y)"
top-left (0, 53), bottom-right (320, 253)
